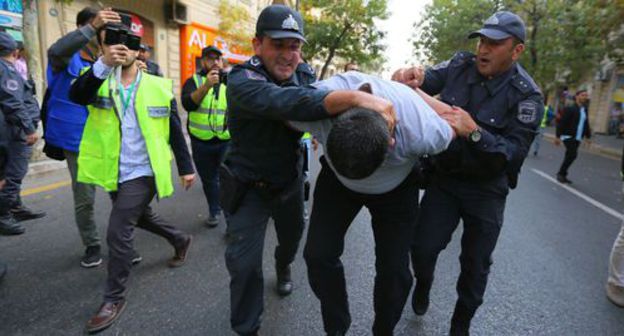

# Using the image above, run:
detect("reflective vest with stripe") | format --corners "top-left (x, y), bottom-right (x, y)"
top-left (77, 71), bottom-right (176, 198)
top-left (189, 74), bottom-right (230, 140)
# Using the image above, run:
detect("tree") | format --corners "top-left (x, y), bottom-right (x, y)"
top-left (300, 0), bottom-right (389, 79)
top-left (22, 0), bottom-right (43, 101)
top-left (217, 0), bottom-right (254, 55)
top-left (411, 0), bottom-right (624, 93)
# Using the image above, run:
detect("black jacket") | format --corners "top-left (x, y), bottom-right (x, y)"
top-left (556, 103), bottom-right (591, 140)
top-left (69, 66), bottom-right (194, 177)
top-left (225, 56), bottom-right (330, 186)
top-left (422, 52), bottom-right (544, 188)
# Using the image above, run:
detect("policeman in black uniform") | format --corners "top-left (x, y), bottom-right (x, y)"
top-left (224, 5), bottom-right (397, 335)
top-left (0, 98), bottom-right (8, 280)
top-left (393, 11), bottom-right (543, 335)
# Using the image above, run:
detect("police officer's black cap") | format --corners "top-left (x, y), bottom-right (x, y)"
top-left (0, 32), bottom-right (17, 54)
top-left (256, 5), bottom-right (306, 42)
top-left (201, 46), bottom-right (222, 58)
top-left (468, 11), bottom-right (526, 42)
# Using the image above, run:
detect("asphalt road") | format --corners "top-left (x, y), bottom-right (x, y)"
top-left (1, 139), bottom-right (624, 336)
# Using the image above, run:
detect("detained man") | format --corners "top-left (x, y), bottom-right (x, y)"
top-left (291, 71), bottom-right (475, 335)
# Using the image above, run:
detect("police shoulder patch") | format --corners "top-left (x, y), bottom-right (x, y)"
top-left (3, 78), bottom-right (19, 92)
top-left (517, 100), bottom-right (538, 124)
top-left (249, 56), bottom-right (262, 67)
top-left (244, 69), bottom-right (267, 82)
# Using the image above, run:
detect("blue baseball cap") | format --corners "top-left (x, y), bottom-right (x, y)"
top-left (468, 11), bottom-right (526, 42)
top-left (0, 32), bottom-right (17, 54)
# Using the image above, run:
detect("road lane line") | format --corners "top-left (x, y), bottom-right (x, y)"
top-left (531, 168), bottom-right (623, 221)
top-left (20, 180), bottom-right (71, 197)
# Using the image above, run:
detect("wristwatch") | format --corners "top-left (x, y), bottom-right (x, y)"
top-left (468, 127), bottom-right (482, 143)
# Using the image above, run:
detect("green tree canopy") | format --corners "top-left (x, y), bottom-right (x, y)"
top-left (412, 0), bottom-right (624, 93)
top-left (301, 0), bottom-right (389, 79)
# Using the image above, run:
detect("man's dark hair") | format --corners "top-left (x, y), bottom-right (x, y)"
top-left (326, 108), bottom-right (390, 180)
top-left (77, 7), bottom-right (98, 27)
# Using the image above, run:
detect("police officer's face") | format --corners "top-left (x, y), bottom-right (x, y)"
top-left (476, 36), bottom-right (524, 78)
top-left (253, 37), bottom-right (302, 82)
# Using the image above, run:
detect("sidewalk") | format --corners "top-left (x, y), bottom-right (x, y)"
top-left (543, 126), bottom-right (623, 160)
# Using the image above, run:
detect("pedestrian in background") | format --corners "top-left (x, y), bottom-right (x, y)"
top-left (137, 44), bottom-right (163, 77)
top-left (45, 7), bottom-right (121, 268)
top-left (393, 11), bottom-right (543, 335)
top-left (181, 45), bottom-right (229, 227)
top-left (70, 20), bottom-right (195, 333)
top-left (555, 89), bottom-right (591, 184)
top-left (0, 32), bottom-right (45, 236)
top-left (531, 101), bottom-right (548, 156)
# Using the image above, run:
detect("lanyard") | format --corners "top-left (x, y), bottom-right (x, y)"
top-left (118, 74), bottom-right (139, 115)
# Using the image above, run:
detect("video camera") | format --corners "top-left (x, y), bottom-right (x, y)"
top-left (103, 13), bottom-right (141, 51)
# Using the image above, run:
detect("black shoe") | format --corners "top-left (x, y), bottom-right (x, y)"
top-left (412, 279), bottom-right (431, 316)
top-left (556, 174), bottom-right (572, 184)
top-left (450, 306), bottom-right (472, 336)
top-left (10, 204), bottom-right (46, 222)
top-left (276, 264), bottom-right (293, 296)
top-left (131, 250), bottom-right (143, 265)
top-left (0, 214), bottom-right (25, 235)
top-left (206, 213), bottom-right (219, 228)
top-left (0, 261), bottom-right (6, 282)
top-left (81, 246), bottom-right (102, 268)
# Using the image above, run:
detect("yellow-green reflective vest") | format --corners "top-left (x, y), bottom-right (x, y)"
top-left (77, 71), bottom-right (176, 199)
top-left (302, 132), bottom-right (311, 140)
top-left (189, 74), bottom-right (230, 140)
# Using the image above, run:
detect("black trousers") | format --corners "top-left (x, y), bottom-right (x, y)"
top-left (558, 139), bottom-right (580, 177)
top-left (225, 177), bottom-right (305, 335)
top-left (104, 177), bottom-right (187, 303)
top-left (304, 159), bottom-right (418, 335)
top-left (411, 175), bottom-right (507, 320)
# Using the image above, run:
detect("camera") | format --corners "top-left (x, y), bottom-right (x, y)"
top-left (104, 26), bottom-right (141, 51)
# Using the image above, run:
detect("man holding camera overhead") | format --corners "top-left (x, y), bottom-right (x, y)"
top-left (181, 45), bottom-right (230, 228)
top-left (69, 19), bottom-right (195, 333)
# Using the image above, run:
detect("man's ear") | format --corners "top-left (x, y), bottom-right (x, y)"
top-left (358, 83), bottom-right (373, 94)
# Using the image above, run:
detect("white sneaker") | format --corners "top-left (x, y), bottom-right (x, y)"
top-left (606, 283), bottom-right (624, 307)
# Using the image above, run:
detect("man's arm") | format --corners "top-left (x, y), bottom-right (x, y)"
top-left (392, 59), bottom-right (452, 96)
top-left (168, 99), bottom-right (195, 176)
top-left (180, 77), bottom-right (200, 112)
top-left (47, 25), bottom-right (96, 72)
top-left (69, 64), bottom-right (107, 106)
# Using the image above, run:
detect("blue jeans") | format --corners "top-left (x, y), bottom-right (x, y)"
top-left (191, 138), bottom-right (229, 217)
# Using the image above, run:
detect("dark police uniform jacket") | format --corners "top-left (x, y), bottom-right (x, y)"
top-left (0, 109), bottom-right (7, 180)
top-left (421, 52), bottom-right (544, 189)
top-left (226, 56), bottom-right (330, 188)
top-left (0, 59), bottom-right (39, 142)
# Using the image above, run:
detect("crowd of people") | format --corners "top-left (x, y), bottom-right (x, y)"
top-left (1, 3), bottom-right (623, 336)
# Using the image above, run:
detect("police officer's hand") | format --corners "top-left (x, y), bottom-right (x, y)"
top-left (205, 69), bottom-right (220, 87)
top-left (102, 44), bottom-right (129, 67)
top-left (359, 94), bottom-right (397, 134)
top-left (25, 132), bottom-right (39, 146)
top-left (0, 179), bottom-right (5, 190)
top-left (90, 8), bottom-right (121, 30)
top-left (180, 174), bottom-right (196, 190)
top-left (391, 66), bottom-right (425, 89)
top-left (441, 106), bottom-right (478, 138)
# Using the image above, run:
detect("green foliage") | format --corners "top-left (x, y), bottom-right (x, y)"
top-left (412, 0), bottom-right (624, 92)
top-left (301, 0), bottom-right (389, 78)
top-left (218, 0), bottom-right (254, 54)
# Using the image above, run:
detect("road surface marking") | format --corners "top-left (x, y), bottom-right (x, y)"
top-left (21, 180), bottom-right (71, 197)
top-left (531, 168), bottom-right (623, 221)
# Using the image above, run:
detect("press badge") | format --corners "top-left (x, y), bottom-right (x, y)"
top-left (148, 106), bottom-right (170, 118)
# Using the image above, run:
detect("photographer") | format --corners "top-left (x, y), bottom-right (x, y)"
top-left (69, 20), bottom-right (195, 333)
top-left (181, 46), bottom-right (229, 227)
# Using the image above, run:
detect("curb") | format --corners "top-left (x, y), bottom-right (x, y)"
top-left (543, 133), bottom-right (621, 160)
top-left (26, 159), bottom-right (67, 178)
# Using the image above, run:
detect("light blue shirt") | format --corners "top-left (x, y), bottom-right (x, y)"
top-left (290, 72), bottom-right (453, 194)
top-left (93, 58), bottom-right (153, 184)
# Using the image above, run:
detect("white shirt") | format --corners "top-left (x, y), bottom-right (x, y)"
top-left (290, 71), bottom-right (453, 194)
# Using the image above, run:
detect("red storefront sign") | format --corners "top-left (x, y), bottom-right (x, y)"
top-left (180, 22), bottom-right (252, 84)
